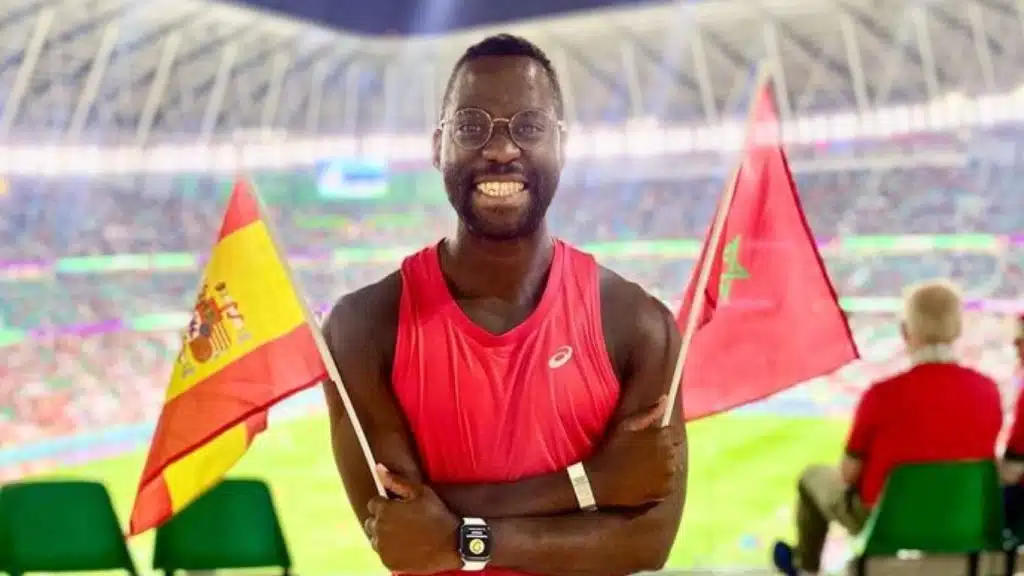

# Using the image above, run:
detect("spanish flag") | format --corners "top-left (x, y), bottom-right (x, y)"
top-left (129, 178), bottom-right (329, 535)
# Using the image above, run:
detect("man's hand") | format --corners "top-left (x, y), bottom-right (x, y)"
top-left (585, 395), bottom-right (684, 508)
top-left (365, 464), bottom-right (461, 574)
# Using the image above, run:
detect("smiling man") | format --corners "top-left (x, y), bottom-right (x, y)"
top-left (321, 34), bottom-right (687, 575)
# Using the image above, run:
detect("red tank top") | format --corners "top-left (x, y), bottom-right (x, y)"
top-left (392, 241), bottom-right (621, 574)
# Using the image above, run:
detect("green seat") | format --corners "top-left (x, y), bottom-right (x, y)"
top-left (153, 478), bottom-right (291, 575)
top-left (0, 480), bottom-right (137, 576)
top-left (851, 460), bottom-right (1005, 575)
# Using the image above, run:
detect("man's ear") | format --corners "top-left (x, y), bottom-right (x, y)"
top-left (557, 126), bottom-right (568, 170)
top-left (432, 128), bottom-right (442, 170)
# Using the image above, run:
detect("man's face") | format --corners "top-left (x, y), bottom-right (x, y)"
top-left (433, 56), bottom-right (564, 241)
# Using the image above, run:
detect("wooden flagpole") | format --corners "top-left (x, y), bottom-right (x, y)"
top-left (232, 138), bottom-right (387, 496)
top-left (661, 62), bottom-right (775, 427)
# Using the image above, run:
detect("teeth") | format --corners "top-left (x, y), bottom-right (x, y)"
top-left (476, 181), bottom-right (525, 198)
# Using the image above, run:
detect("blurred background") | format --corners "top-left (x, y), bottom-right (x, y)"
top-left (0, 0), bottom-right (1023, 572)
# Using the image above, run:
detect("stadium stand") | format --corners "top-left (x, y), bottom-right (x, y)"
top-left (1, 0), bottom-right (1024, 571)
top-left (0, 0), bottom-right (1022, 458)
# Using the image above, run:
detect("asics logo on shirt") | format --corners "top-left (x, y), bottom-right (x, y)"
top-left (548, 345), bottom-right (574, 369)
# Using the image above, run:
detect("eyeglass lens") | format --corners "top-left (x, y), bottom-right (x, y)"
top-left (449, 109), bottom-right (553, 149)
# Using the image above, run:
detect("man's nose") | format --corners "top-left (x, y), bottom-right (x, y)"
top-left (481, 126), bottom-right (521, 164)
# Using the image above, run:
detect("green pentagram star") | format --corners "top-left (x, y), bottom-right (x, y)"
top-left (718, 235), bottom-right (749, 303)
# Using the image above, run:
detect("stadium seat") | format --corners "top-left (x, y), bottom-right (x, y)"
top-left (152, 478), bottom-right (292, 575)
top-left (0, 480), bottom-right (137, 575)
top-left (848, 460), bottom-right (1005, 576)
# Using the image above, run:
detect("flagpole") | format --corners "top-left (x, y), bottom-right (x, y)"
top-left (661, 62), bottom-right (774, 427)
top-left (231, 137), bottom-right (388, 497)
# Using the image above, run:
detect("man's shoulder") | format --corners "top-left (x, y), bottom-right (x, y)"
top-left (323, 270), bottom-right (403, 356)
top-left (944, 364), bottom-right (1003, 404)
top-left (596, 264), bottom-right (678, 368)
top-left (864, 366), bottom-right (921, 397)
top-left (869, 362), bottom-right (1000, 401)
top-left (597, 265), bottom-right (670, 318)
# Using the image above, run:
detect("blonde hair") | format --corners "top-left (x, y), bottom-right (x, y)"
top-left (902, 279), bottom-right (963, 345)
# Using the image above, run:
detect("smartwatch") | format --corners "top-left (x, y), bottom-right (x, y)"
top-left (458, 517), bottom-right (491, 571)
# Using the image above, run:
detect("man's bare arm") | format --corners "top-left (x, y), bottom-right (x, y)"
top-left (434, 474), bottom-right (580, 518)
top-left (325, 274), bottom-right (674, 526)
top-left (1001, 459), bottom-right (1024, 484)
top-left (491, 488), bottom-right (684, 575)
top-left (486, 282), bottom-right (688, 575)
top-left (325, 274), bottom-right (592, 527)
top-left (323, 274), bottom-right (428, 530)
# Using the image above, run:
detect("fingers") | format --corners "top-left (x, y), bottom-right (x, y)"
top-left (365, 465), bottom-right (424, 555)
top-left (661, 423), bottom-right (686, 448)
top-left (367, 495), bottom-right (386, 516)
top-left (638, 425), bottom-right (684, 502)
top-left (363, 516), bottom-right (376, 537)
top-left (655, 426), bottom-right (685, 470)
top-left (363, 516), bottom-right (379, 552)
top-left (377, 463), bottom-right (420, 500)
top-left (622, 395), bottom-right (668, 431)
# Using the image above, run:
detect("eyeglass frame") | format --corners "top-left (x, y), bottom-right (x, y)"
top-left (437, 107), bottom-right (567, 150)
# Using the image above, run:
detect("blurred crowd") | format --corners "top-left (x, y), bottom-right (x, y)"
top-left (1, 254), bottom-right (1021, 336)
top-left (0, 312), bottom-right (1016, 456)
top-left (3, 162), bottom-right (1022, 259)
top-left (1, 131), bottom-right (1022, 259)
top-left (1, 130), bottom-right (1023, 473)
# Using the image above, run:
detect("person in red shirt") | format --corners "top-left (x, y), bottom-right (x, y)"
top-left (773, 280), bottom-right (1003, 575)
top-left (321, 35), bottom-right (687, 576)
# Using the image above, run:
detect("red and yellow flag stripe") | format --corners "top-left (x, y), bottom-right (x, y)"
top-left (129, 180), bottom-right (328, 535)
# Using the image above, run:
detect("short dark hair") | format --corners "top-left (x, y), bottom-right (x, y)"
top-left (440, 34), bottom-right (565, 121)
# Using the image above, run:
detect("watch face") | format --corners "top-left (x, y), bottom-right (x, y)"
top-left (460, 524), bottom-right (491, 560)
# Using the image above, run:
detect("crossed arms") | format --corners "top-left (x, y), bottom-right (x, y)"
top-left (322, 276), bottom-right (687, 575)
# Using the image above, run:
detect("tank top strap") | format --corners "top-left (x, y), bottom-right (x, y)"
top-left (398, 242), bottom-right (449, 314)
top-left (555, 240), bottom-right (620, 389)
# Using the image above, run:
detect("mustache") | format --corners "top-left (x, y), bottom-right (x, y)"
top-left (465, 162), bottom-right (528, 180)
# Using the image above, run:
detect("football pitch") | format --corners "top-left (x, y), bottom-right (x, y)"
top-left (38, 412), bottom-right (848, 574)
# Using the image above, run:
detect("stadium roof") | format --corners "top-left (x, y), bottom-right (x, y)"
top-left (233, 0), bottom-right (675, 36)
top-left (0, 0), bottom-right (1021, 144)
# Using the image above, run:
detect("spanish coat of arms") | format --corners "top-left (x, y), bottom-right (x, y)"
top-left (176, 281), bottom-right (250, 376)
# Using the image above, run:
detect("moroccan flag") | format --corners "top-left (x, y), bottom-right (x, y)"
top-left (678, 78), bottom-right (859, 421)
top-left (129, 179), bottom-right (329, 535)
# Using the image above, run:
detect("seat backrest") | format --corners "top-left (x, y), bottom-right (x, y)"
top-left (857, 460), bottom-right (1005, 557)
top-left (153, 478), bottom-right (291, 573)
top-left (0, 485), bottom-right (5, 572)
top-left (0, 480), bottom-right (137, 574)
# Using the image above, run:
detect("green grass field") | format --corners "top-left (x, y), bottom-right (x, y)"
top-left (34, 412), bottom-right (848, 574)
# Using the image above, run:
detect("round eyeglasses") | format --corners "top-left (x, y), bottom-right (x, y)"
top-left (439, 108), bottom-right (564, 150)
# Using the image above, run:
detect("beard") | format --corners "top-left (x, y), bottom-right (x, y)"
top-left (444, 162), bottom-right (556, 242)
